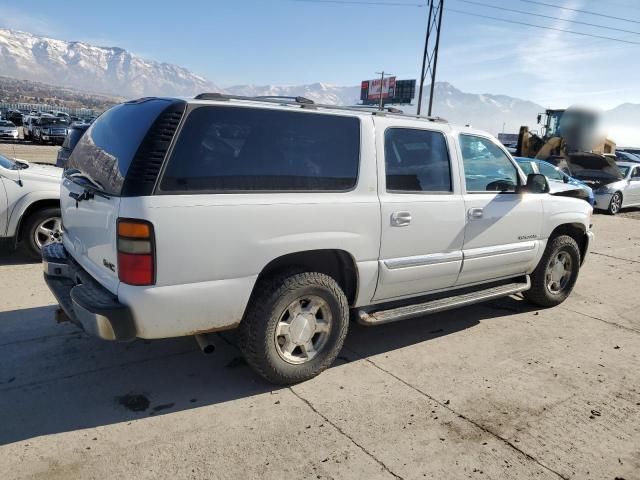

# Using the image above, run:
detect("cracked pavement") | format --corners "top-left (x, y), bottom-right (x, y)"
top-left (0, 213), bottom-right (639, 479)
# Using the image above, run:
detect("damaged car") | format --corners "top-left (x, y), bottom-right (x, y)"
top-left (549, 154), bottom-right (637, 215)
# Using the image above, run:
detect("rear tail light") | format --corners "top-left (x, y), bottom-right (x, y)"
top-left (117, 219), bottom-right (155, 286)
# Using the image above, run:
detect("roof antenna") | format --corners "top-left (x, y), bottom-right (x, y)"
top-left (11, 139), bottom-right (23, 187)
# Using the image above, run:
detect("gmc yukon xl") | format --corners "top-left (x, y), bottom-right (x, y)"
top-left (43, 94), bottom-right (594, 384)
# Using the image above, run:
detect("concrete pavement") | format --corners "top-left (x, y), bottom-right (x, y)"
top-left (0, 213), bottom-right (638, 479)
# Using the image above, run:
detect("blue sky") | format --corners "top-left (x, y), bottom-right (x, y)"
top-left (2, 0), bottom-right (640, 108)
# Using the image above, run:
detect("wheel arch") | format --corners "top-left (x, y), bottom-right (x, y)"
top-left (549, 222), bottom-right (588, 263)
top-left (15, 198), bottom-right (61, 244)
top-left (251, 249), bottom-right (359, 307)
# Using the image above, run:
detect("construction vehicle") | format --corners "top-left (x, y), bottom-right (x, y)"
top-left (516, 107), bottom-right (615, 161)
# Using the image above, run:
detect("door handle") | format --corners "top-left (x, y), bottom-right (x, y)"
top-left (468, 207), bottom-right (484, 220)
top-left (391, 211), bottom-right (412, 227)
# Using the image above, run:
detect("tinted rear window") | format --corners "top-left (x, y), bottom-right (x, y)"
top-left (159, 106), bottom-right (360, 192)
top-left (66, 99), bottom-right (173, 195)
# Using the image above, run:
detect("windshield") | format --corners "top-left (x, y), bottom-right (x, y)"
top-left (618, 166), bottom-right (630, 176)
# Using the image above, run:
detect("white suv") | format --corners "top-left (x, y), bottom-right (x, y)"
top-left (43, 95), bottom-right (594, 384)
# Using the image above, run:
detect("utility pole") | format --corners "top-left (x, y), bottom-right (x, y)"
top-left (375, 71), bottom-right (393, 111)
top-left (417, 0), bottom-right (444, 116)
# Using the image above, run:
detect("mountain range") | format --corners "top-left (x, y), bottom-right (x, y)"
top-left (0, 28), bottom-right (218, 98)
top-left (0, 28), bottom-right (637, 144)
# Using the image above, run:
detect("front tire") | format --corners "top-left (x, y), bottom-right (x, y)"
top-left (607, 192), bottom-right (622, 215)
top-left (523, 234), bottom-right (580, 308)
top-left (22, 207), bottom-right (62, 259)
top-left (239, 271), bottom-right (349, 385)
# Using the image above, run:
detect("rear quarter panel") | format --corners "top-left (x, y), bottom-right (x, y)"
top-left (116, 117), bottom-right (381, 338)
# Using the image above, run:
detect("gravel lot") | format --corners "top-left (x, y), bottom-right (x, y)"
top-left (0, 208), bottom-right (639, 478)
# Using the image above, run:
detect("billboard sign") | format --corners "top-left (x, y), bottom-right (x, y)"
top-left (362, 77), bottom-right (396, 101)
top-left (360, 79), bottom-right (415, 105)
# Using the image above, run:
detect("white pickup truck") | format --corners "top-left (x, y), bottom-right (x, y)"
top-left (43, 95), bottom-right (594, 384)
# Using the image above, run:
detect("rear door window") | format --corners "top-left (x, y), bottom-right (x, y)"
top-left (384, 128), bottom-right (451, 192)
top-left (159, 106), bottom-right (360, 192)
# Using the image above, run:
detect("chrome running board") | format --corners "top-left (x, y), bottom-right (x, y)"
top-left (357, 276), bottom-right (530, 326)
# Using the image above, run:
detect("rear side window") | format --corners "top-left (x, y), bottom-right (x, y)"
top-left (159, 106), bottom-right (360, 192)
top-left (384, 128), bottom-right (451, 192)
top-left (66, 99), bottom-right (175, 195)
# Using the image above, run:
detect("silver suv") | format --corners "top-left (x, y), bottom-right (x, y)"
top-left (43, 94), bottom-right (594, 384)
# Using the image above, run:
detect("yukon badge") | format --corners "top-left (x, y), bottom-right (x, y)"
top-left (518, 234), bottom-right (538, 240)
top-left (103, 259), bottom-right (116, 272)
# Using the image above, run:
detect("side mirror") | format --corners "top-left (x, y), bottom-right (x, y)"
top-left (525, 173), bottom-right (549, 193)
top-left (563, 175), bottom-right (569, 184)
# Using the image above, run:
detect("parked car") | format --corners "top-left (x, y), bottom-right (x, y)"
top-left (5, 110), bottom-right (24, 127)
top-left (515, 157), bottom-right (594, 205)
top-left (33, 116), bottom-right (69, 145)
top-left (56, 123), bottom-right (90, 167)
top-left (0, 153), bottom-right (62, 258)
top-left (614, 151), bottom-right (640, 163)
top-left (22, 115), bottom-right (39, 140)
top-left (618, 147), bottom-right (640, 157)
top-left (0, 120), bottom-right (19, 141)
top-left (547, 154), bottom-right (636, 215)
top-left (43, 95), bottom-right (594, 384)
top-left (592, 161), bottom-right (640, 214)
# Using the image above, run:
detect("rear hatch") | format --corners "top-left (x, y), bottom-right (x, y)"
top-left (61, 98), bottom-right (185, 294)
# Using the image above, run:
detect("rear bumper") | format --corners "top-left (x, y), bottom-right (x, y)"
top-left (43, 243), bottom-right (136, 341)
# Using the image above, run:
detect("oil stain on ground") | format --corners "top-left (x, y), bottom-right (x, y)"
top-left (117, 393), bottom-right (150, 412)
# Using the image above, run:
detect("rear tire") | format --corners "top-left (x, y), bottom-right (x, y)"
top-left (607, 192), bottom-right (622, 215)
top-left (239, 271), bottom-right (349, 385)
top-left (523, 234), bottom-right (580, 308)
top-left (22, 207), bottom-right (62, 260)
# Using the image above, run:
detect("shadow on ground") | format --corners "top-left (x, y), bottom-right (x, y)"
top-left (0, 249), bottom-right (39, 266)
top-left (0, 296), bottom-right (538, 445)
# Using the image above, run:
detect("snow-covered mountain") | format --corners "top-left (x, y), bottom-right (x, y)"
top-left (0, 28), bottom-right (218, 98)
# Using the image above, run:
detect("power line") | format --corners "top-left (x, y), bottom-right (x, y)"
top-left (446, 7), bottom-right (640, 45)
top-left (292, 0), bottom-right (640, 46)
top-left (454, 0), bottom-right (640, 36)
top-left (516, 0), bottom-right (640, 25)
top-left (294, 0), bottom-right (425, 6)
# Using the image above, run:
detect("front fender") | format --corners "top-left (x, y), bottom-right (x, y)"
top-left (540, 197), bottom-right (591, 240)
top-left (7, 190), bottom-right (61, 239)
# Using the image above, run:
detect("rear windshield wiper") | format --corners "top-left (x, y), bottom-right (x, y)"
top-left (65, 170), bottom-right (111, 200)
top-left (66, 170), bottom-right (107, 193)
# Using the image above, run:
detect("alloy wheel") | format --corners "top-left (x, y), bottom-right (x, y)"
top-left (545, 251), bottom-right (573, 295)
top-left (274, 295), bottom-right (332, 365)
top-left (34, 216), bottom-right (63, 250)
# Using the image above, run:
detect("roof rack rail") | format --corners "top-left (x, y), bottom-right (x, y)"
top-left (194, 92), bottom-right (227, 100)
top-left (192, 92), bottom-right (448, 123)
top-left (255, 95), bottom-right (315, 105)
